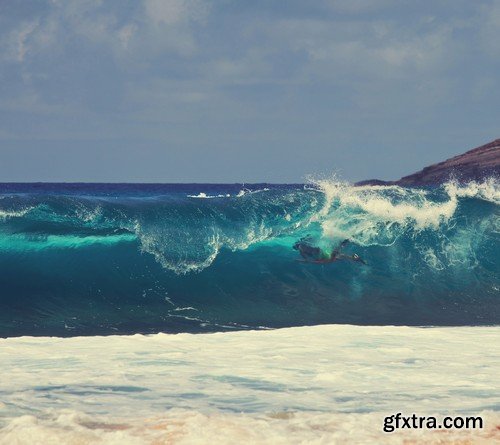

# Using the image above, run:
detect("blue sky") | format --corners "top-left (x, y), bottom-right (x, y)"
top-left (0, 0), bottom-right (499, 182)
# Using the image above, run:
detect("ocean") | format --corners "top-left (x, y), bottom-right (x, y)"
top-left (0, 179), bottom-right (499, 443)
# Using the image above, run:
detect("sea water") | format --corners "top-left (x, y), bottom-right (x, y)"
top-left (0, 179), bottom-right (498, 336)
top-left (0, 179), bottom-right (499, 443)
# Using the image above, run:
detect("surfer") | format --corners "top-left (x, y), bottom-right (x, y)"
top-left (293, 237), bottom-right (366, 265)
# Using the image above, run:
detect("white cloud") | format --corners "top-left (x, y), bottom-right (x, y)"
top-left (0, 20), bottom-right (39, 63)
top-left (0, 0), bottom-right (210, 66)
top-left (479, 0), bottom-right (500, 56)
top-left (207, 48), bottom-right (276, 85)
top-left (325, 0), bottom-right (399, 14)
top-left (144, 0), bottom-right (209, 26)
top-left (15, 21), bottom-right (38, 62)
top-left (0, 0), bottom-right (498, 156)
top-left (118, 24), bottom-right (137, 49)
top-left (256, 14), bottom-right (456, 85)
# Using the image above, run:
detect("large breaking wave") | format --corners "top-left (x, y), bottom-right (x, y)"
top-left (0, 180), bottom-right (498, 336)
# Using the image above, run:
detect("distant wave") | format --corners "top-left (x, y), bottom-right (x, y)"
top-left (188, 188), bottom-right (270, 199)
top-left (187, 192), bottom-right (231, 199)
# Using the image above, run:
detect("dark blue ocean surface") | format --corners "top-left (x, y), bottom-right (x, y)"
top-left (0, 181), bottom-right (498, 337)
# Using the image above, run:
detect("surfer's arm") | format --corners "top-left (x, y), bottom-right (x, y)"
top-left (331, 239), bottom-right (350, 258)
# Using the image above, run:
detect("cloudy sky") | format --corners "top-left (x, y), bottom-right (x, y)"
top-left (0, 0), bottom-right (499, 182)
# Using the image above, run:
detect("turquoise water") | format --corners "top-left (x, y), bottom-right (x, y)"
top-left (0, 180), bottom-right (498, 336)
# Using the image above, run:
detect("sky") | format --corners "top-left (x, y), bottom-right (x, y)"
top-left (0, 0), bottom-right (499, 183)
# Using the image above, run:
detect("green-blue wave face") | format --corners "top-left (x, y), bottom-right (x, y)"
top-left (0, 181), bottom-right (498, 336)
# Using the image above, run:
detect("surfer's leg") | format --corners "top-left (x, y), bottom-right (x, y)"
top-left (340, 253), bottom-right (366, 265)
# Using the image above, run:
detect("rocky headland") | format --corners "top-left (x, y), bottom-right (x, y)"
top-left (357, 139), bottom-right (499, 186)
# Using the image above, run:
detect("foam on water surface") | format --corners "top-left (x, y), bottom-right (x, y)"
top-left (0, 325), bottom-right (499, 444)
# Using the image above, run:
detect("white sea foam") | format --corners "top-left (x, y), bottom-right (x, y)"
top-left (135, 219), bottom-right (222, 274)
top-left (0, 207), bottom-right (33, 220)
top-left (187, 192), bottom-right (231, 199)
top-left (1, 409), bottom-right (498, 445)
top-left (187, 189), bottom-right (270, 199)
top-left (236, 188), bottom-right (270, 197)
top-left (132, 214), bottom-right (277, 274)
top-left (74, 203), bottom-right (103, 222)
top-left (445, 177), bottom-right (500, 204)
top-left (308, 177), bottom-right (499, 249)
top-left (0, 325), bottom-right (498, 444)
top-left (312, 178), bottom-right (452, 229)
top-left (173, 306), bottom-right (198, 312)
